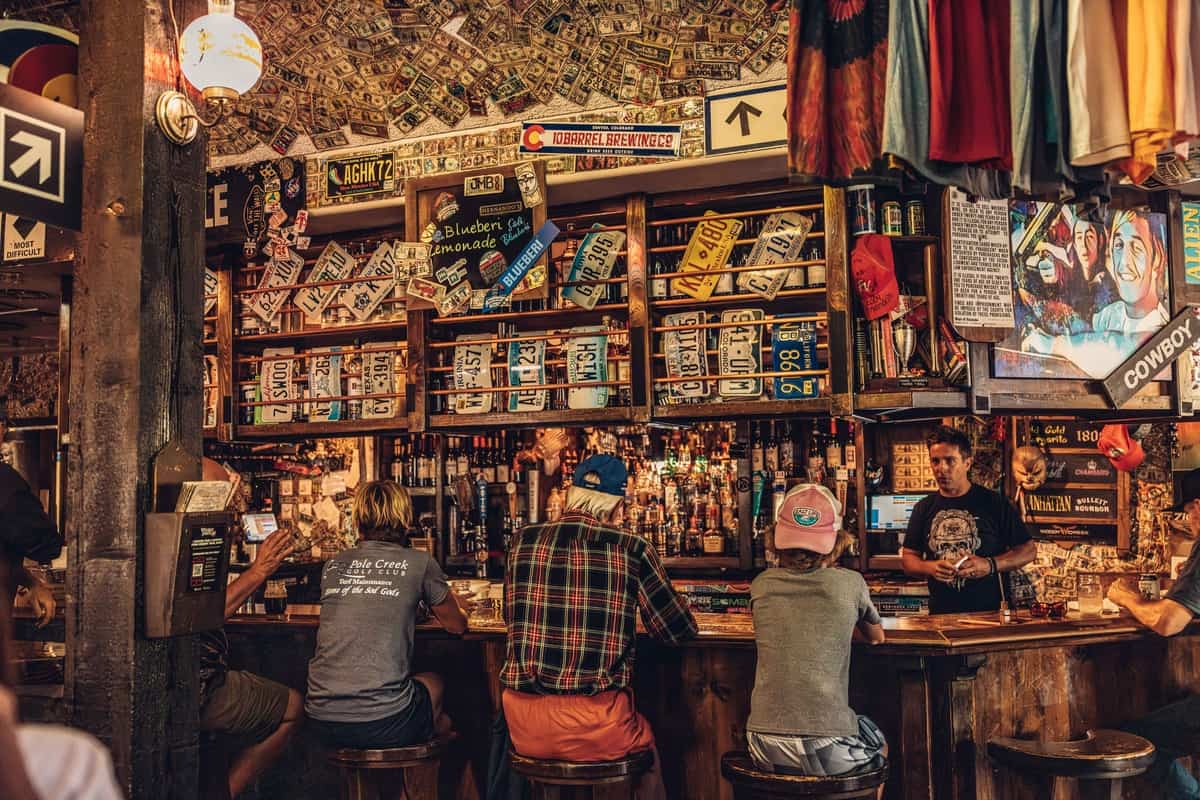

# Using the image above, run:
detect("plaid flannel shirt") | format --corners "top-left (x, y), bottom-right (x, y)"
top-left (501, 511), bottom-right (698, 694)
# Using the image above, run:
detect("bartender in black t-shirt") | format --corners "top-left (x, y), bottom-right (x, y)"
top-left (901, 426), bottom-right (1037, 614)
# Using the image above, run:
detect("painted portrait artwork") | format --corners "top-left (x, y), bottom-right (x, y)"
top-left (994, 203), bottom-right (1170, 380)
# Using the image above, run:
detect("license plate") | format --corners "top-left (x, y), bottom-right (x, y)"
top-left (737, 212), bottom-right (813, 300)
top-left (464, 173), bottom-right (504, 196)
top-left (340, 242), bottom-right (396, 322)
top-left (307, 346), bottom-right (342, 422)
top-left (773, 319), bottom-right (820, 399)
top-left (567, 327), bottom-right (609, 409)
top-left (664, 311), bottom-right (710, 399)
top-left (204, 268), bottom-right (218, 315)
top-left (248, 250), bottom-right (304, 325)
top-left (718, 309), bottom-right (763, 398)
top-left (362, 344), bottom-right (399, 419)
top-left (561, 225), bottom-right (626, 310)
top-left (508, 337), bottom-right (547, 412)
top-left (258, 347), bottom-right (295, 424)
top-left (295, 241), bottom-right (355, 323)
top-left (453, 335), bottom-right (493, 414)
top-left (670, 211), bottom-right (742, 301)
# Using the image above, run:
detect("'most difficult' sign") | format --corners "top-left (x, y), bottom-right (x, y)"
top-left (1103, 306), bottom-right (1200, 408)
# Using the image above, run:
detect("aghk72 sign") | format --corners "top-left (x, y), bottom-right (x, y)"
top-left (1102, 306), bottom-right (1200, 408)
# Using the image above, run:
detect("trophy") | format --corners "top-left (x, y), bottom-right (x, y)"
top-left (893, 318), bottom-right (917, 376)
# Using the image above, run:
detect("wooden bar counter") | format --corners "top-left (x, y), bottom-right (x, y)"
top-left (226, 609), bottom-right (1197, 800)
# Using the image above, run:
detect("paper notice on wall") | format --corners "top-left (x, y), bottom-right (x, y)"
top-left (945, 188), bottom-right (1015, 330)
top-left (257, 347), bottom-right (295, 424)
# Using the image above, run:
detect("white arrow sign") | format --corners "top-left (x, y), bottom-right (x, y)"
top-left (9, 130), bottom-right (52, 184)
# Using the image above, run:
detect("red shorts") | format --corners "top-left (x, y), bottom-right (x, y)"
top-left (503, 688), bottom-right (655, 762)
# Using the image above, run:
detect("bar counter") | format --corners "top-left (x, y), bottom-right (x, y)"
top-left (226, 610), bottom-right (1199, 799)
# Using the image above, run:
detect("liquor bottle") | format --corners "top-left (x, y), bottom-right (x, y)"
top-left (496, 433), bottom-right (511, 485)
top-left (445, 437), bottom-right (459, 485)
top-left (501, 511), bottom-right (514, 553)
top-left (771, 470), bottom-right (788, 525)
top-left (457, 437), bottom-right (471, 481)
top-left (805, 428), bottom-right (826, 484)
top-left (667, 510), bottom-right (683, 558)
top-left (764, 422), bottom-right (779, 474)
top-left (685, 503), bottom-right (703, 556)
top-left (702, 495), bottom-right (724, 555)
top-left (825, 421), bottom-right (843, 474)
top-left (424, 436), bottom-right (436, 487)
top-left (750, 423), bottom-right (764, 477)
top-left (779, 422), bottom-right (795, 478)
top-left (407, 437), bottom-right (419, 488)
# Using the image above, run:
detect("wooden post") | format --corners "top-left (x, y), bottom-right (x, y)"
top-left (69, 1), bottom-right (206, 797)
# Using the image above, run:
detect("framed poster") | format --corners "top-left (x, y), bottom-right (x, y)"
top-left (994, 203), bottom-right (1170, 381)
top-left (404, 162), bottom-right (548, 311)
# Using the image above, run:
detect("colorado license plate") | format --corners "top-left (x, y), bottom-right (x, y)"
top-left (718, 309), bottom-right (763, 398)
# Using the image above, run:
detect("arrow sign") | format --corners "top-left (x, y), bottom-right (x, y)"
top-left (0, 82), bottom-right (82, 231)
top-left (704, 82), bottom-right (787, 156)
top-left (724, 100), bottom-right (762, 136)
top-left (10, 131), bottom-right (53, 184)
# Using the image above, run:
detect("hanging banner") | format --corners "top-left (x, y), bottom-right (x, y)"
top-left (453, 334), bottom-right (493, 414)
top-left (561, 225), bottom-right (626, 310)
top-left (295, 241), bottom-right (355, 323)
top-left (718, 309), bottom-right (763, 398)
top-left (663, 311), bottom-right (710, 400)
top-left (307, 347), bottom-right (342, 422)
top-left (482, 219), bottom-right (561, 312)
top-left (773, 318), bottom-right (820, 399)
top-left (362, 344), bottom-right (398, 419)
top-left (736, 212), bottom-right (812, 300)
top-left (520, 122), bottom-right (683, 158)
top-left (670, 211), bottom-right (742, 301)
top-left (507, 337), bottom-right (548, 412)
top-left (567, 327), bottom-right (610, 409)
top-left (247, 249), bottom-right (304, 325)
top-left (257, 347), bottom-right (295, 424)
top-left (1184, 202), bottom-right (1200, 285)
top-left (341, 242), bottom-right (396, 322)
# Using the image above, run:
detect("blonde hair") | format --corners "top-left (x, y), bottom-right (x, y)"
top-left (564, 485), bottom-right (622, 519)
top-left (769, 528), bottom-right (855, 571)
top-left (353, 480), bottom-right (413, 544)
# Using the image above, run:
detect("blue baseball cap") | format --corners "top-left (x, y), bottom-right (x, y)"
top-left (572, 454), bottom-right (627, 497)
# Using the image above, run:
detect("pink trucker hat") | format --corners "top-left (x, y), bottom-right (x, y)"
top-left (775, 483), bottom-right (842, 554)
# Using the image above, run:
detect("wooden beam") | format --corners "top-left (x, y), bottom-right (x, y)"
top-left (69, 1), bottom-right (206, 797)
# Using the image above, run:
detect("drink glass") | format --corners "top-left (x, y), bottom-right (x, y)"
top-left (1077, 574), bottom-right (1103, 617)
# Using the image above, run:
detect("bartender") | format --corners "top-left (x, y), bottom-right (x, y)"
top-left (900, 426), bottom-right (1037, 614)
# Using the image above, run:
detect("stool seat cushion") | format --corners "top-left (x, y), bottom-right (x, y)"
top-left (328, 732), bottom-right (456, 769)
top-left (987, 729), bottom-right (1155, 780)
top-left (720, 752), bottom-right (888, 794)
top-left (510, 749), bottom-right (655, 783)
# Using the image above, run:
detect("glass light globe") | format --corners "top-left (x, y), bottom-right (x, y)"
top-left (178, 1), bottom-right (262, 101)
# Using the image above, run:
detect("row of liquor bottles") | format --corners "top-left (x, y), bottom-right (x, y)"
top-left (385, 433), bottom-right (526, 488)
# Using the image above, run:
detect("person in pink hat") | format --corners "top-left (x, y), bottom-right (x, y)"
top-left (745, 484), bottom-right (887, 794)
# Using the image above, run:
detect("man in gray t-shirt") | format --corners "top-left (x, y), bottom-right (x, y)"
top-left (1108, 468), bottom-right (1200, 799)
top-left (306, 539), bottom-right (466, 743)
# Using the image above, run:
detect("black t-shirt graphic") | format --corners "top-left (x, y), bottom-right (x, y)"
top-left (904, 484), bottom-right (1031, 614)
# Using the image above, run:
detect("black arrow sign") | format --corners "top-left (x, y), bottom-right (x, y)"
top-left (0, 83), bottom-right (83, 231)
top-left (724, 100), bottom-right (762, 136)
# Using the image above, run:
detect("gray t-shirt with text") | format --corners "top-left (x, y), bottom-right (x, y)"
top-left (305, 541), bottom-right (450, 723)
top-left (748, 567), bottom-right (881, 737)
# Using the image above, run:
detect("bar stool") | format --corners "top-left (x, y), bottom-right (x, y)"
top-left (510, 749), bottom-right (655, 799)
top-left (715, 753), bottom-right (888, 796)
top-left (720, 752), bottom-right (888, 799)
top-left (987, 729), bottom-right (1155, 799)
top-left (327, 733), bottom-right (455, 800)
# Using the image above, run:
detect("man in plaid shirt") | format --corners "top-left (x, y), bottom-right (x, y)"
top-left (502, 453), bottom-right (697, 798)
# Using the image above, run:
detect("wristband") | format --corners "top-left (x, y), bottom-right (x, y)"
top-left (988, 557), bottom-right (998, 576)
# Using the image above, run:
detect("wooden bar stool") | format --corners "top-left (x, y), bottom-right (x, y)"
top-left (987, 729), bottom-right (1155, 799)
top-left (327, 733), bottom-right (455, 800)
top-left (510, 749), bottom-right (655, 799)
top-left (720, 753), bottom-right (888, 800)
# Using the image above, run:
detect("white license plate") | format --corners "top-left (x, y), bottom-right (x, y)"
top-left (718, 309), bottom-right (763, 397)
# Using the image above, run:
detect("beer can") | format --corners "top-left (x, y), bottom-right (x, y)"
top-left (848, 184), bottom-right (876, 235)
top-left (905, 200), bottom-right (926, 236)
top-left (1139, 573), bottom-right (1161, 600)
top-left (881, 201), bottom-right (903, 236)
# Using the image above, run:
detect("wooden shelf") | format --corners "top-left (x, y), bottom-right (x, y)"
top-left (652, 398), bottom-right (830, 419)
top-left (429, 406), bottom-right (635, 429)
top-left (867, 555), bottom-right (904, 571)
top-left (234, 418), bottom-right (409, 438)
top-left (854, 389), bottom-right (966, 413)
top-left (661, 556), bottom-right (740, 569)
top-left (406, 486), bottom-right (438, 497)
top-left (236, 321), bottom-right (408, 348)
top-left (650, 288), bottom-right (826, 311)
top-left (851, 234), bottom-right (937, 245)
top-left (428, 303), bottom-right (629, 327)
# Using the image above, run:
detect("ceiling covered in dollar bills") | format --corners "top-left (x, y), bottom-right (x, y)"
top-left (207, 0), bottom-right (790, 166)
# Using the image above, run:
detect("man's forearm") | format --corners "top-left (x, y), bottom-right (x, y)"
top-left (224, 566), bottom-right (270, 618)
top-left (993, 540), bottom-right (1037, 572)
top-left (9, 564), bottom-right (41, 591)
